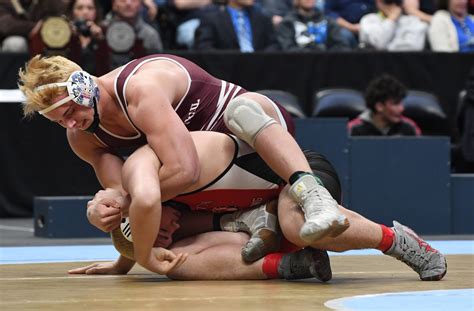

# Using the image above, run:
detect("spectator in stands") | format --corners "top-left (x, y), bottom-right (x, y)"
top-left (277, 0), bottom-right (353, 51)
top-left (348, 74), bottom-right (421, 136)
top-left (194, 0), bottom-right (279, 52)
top-left (68, 0), bottom-right (105, 74)
top-left (104, 0), bottom-right (163, 53)
top-left (428, 0), bottom-right (474, 52)
top-left (403, 0), bottom-right (436, 23)
top-left (170, 0), bottom-right (215, 49)
top-left (256, 0), bottom-right (292, 26)
top-left (69, 0), bottom-right (104, 51)
top-left (324, 0), bottom-right (375, 47)
top-left (142, 0), bottom-right (160, 25)
top-left (460, 66), bottom-right (474, 163)
top-left (0, 0), bottom-right (66, 52)
top-left (359, 0), bottom-right (428, 51)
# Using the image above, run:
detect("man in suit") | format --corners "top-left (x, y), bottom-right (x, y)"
top-left (194, 0), bottom-right (279, 51)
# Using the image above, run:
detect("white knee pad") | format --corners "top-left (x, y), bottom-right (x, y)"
top-left (224, 97), bottom-right (277, 147)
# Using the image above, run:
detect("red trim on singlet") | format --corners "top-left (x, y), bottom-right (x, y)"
top-left (174, 188), bottom-right (283, 213)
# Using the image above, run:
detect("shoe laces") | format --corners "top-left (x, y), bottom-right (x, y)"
top-left (395, 230), bottom-right (438, 273)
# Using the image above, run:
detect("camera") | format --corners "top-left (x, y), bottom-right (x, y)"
top-left (74, 18), bottom-right (91, 37)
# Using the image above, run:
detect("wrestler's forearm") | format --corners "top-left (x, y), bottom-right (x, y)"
top-left (128, 197), bottom-right (162, 267)
top-left (115, 255), bottom-right (136, 274)
top-left (156, 165), bottom-right (200, 202)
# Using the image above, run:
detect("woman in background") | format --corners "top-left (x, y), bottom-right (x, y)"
top-left (429, 0), bottom-right (474, 52)
top-left (68, 0), bottom-right (105, 72)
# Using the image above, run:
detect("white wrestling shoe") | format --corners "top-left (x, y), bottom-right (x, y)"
top-left (220, 200), bottom-right (281, 263)
top-left (289, 174), bottom-right (349, 243)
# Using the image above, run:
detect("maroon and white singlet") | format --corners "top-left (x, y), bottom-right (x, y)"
top-left (92, 54), bottom-right (294, 148)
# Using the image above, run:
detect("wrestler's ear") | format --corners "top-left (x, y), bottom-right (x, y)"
top-left (110, 224), bottom-right (134, 260)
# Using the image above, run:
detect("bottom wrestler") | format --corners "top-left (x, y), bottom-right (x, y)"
top-left (72, 131), bottom-right (446, 281)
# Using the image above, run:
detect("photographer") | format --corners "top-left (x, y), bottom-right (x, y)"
top-left (67, 0), bottom-right (105, 73)
top-left (68, 0), bottom-right (104, 49)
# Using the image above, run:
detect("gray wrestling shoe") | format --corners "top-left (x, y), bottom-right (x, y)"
top-left (385, 221), bottom-right (447, 281)
top-left (220, 200), bottom-right (281, 263)
top-left (278, 248), bottom-right (332, 282)
top-left (289, 174), bottom-right (349, 243)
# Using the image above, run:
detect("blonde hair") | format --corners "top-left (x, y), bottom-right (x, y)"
top-left (18, 54), bottom-right (82, 117)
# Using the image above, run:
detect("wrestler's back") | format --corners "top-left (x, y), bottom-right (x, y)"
top-left (173, 132), bottom-right (283, 213)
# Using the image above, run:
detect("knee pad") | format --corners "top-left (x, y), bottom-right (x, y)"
top-left (224, 97), bottom-right (277, 147)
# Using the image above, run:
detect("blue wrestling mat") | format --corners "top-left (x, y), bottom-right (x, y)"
top-left (0, 240), bottom-right (472, 265)
top-left (325, 289), bottom-right (474, 311)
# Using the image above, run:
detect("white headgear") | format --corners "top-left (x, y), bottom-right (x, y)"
top-left (35, 71), bottom-right (100, 115)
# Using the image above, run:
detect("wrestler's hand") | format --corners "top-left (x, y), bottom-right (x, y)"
top-left (93, 189), bottom-right (131, 217)
top-left (86, 188), bottom-right (125, 232)
top-left (140, 248), bottom-right (188, 275)
top-left (68, 261), bottom-right (128, 275)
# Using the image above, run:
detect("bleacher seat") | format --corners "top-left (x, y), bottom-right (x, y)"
top-left (312, 88), bottom-right (365, 120)
top-left (402, 90), bottom-right (449, 135)
top-left (257, 89), bottom-right (306, 118)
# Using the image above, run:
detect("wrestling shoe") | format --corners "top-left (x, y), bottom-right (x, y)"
top-left (278, 247), bottom-right (332, 282)
top-left (288, 174), bottom-right (349, 243)
top-left (385, 221), bottom-right (447, 281)
top-left (220, 200), bottom-right (281, 263)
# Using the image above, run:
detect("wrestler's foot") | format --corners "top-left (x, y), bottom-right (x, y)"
top-left (385, 221), bottom-right (447, 281)
top-left (289, 174), bottom-right (349, 243)
top-left (278, 248), bottom-right (332, 282)
top-left (220, 200), bottom-right (281, 263)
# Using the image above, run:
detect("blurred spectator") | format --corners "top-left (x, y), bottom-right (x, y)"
top-left (194, 0), bottom-right (279, 52)
top-left (460, 66), bottom-right (474, 161)
top-left (0, 0), bottom-right (66, 52)
top-left (359, 0), bottom-right (428, 51)
top-left (348, 74), bottom-right (421, 136)
top-left (256, 0), bottom-right (292, 26)
top-left (429, 0), bottom-right (474, 52)
top-left (104, 0), bottom-right (163, 53)
top-left (69, 0), bottom-right (104, 50)
top-left (277, 0), bottom-right (353, 51)
top-left (324, 0), bottom-right (375, 46)
top-left (403, 0), bottom-right (436, 23)
top-left (170, 0), bottom-right (214, 49)
top-left (142, 0), bottom-right (159, 23)
top-left (67, 0), bottom-right (106, 74)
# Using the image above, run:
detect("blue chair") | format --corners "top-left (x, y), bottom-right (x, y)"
top-left (257, 89), bottom-right (306, 118)
top-left (402, 90), bottom-right (449, 135)
top-left (312, 88), bottom-right (365, 120)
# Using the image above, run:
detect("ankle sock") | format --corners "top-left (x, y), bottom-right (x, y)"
top-left (377, 224), bottom-right (395, 252)
top-left (262, 253), bottom-right (284, 279)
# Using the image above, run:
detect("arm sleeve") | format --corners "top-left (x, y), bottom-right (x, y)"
top-left (359, 14), bottom-right (396, 50)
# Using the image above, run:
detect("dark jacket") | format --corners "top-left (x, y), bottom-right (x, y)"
top-left (460, 66), bottom-right (474, 161)
top-left (277, 9), bottom-right (352, 52)
top-left (194, 5), bottom-right (279, 51)
top-left (348, 110), bottom-right (421, 136)
top-left (0, 0), bottom-right (65, 41)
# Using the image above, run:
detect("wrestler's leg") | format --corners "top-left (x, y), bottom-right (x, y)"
top-left (278, 188), bottom-right (447, 281)
top-left (167, 231), bottom-right (331, 281)
top-left (278, 188), bottom-right (381, 251)
top-left (225, 92), bottom-right (348, 242)
top-left (167, 231), bottom-right (266, 280)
